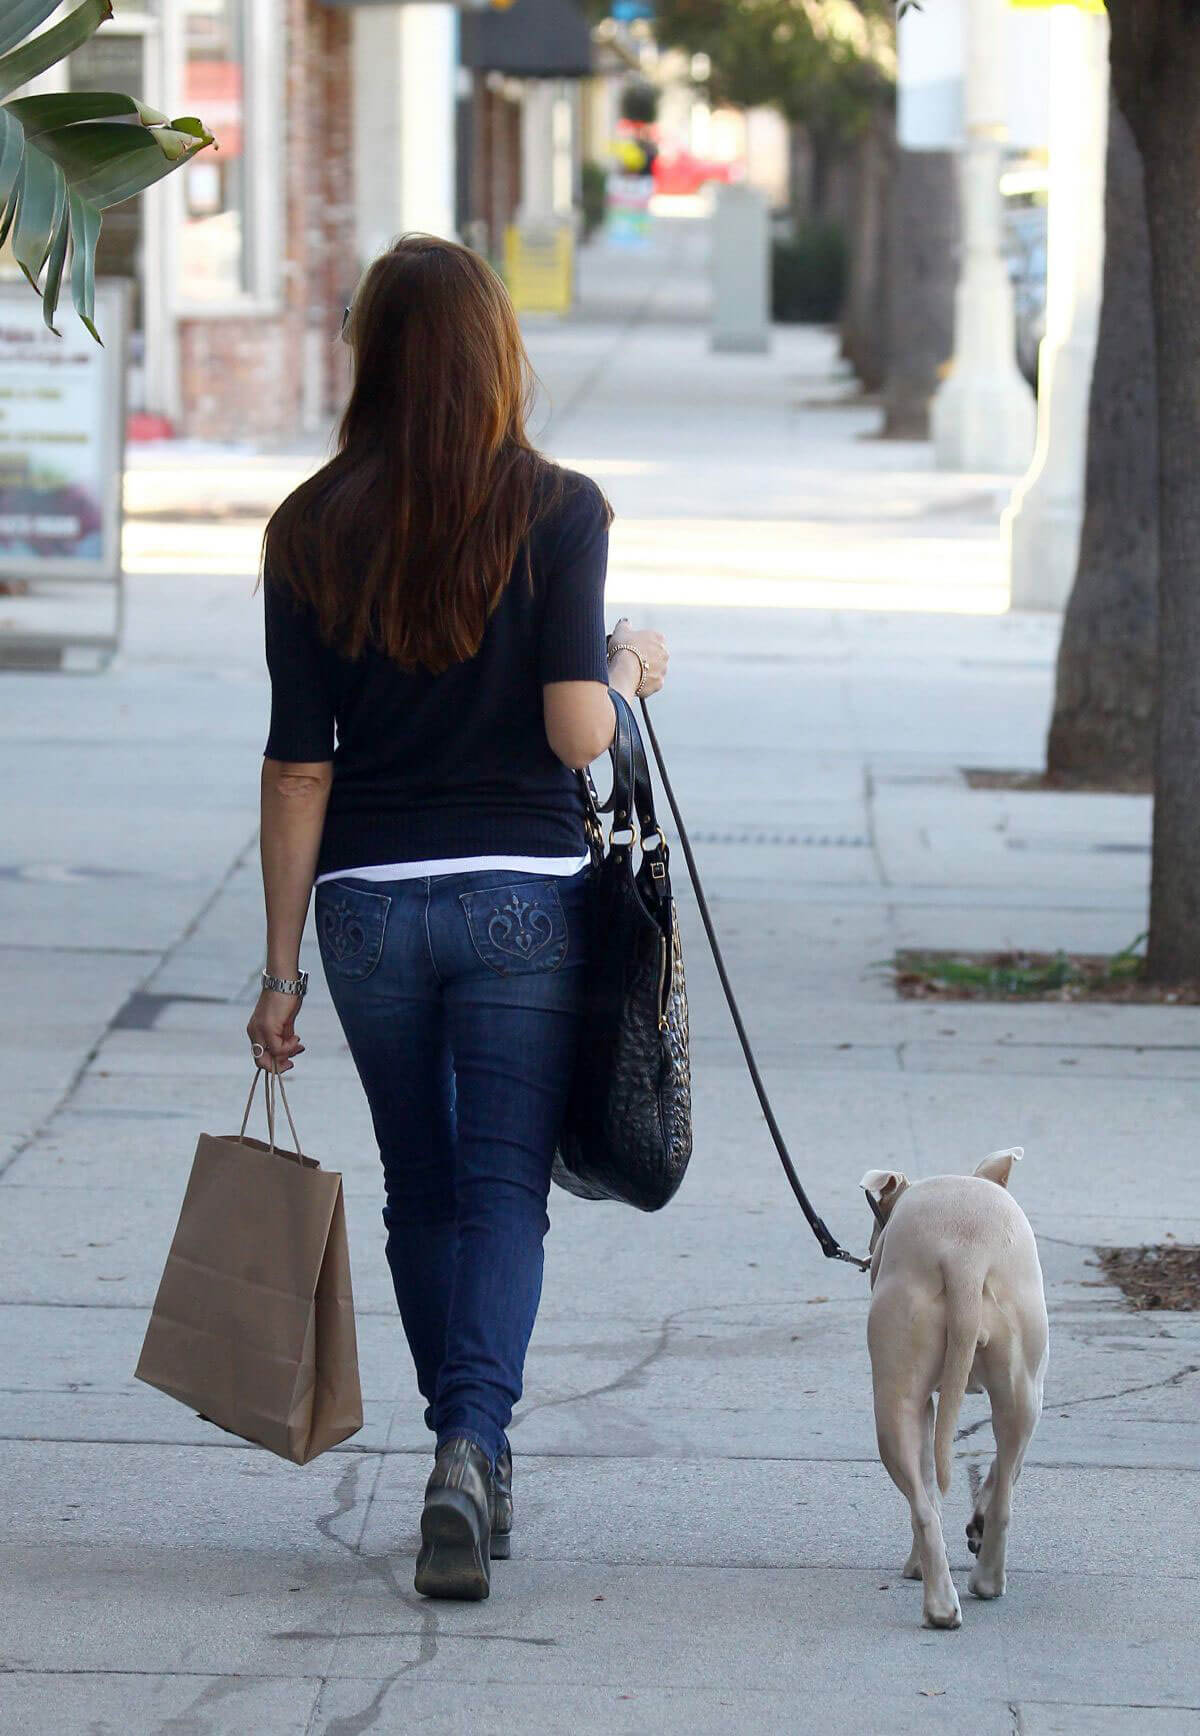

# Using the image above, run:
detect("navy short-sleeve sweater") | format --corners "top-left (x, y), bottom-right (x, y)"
top-left (263, 469), bottom-right (610, 880)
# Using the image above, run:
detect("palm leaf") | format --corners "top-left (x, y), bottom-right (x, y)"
top-left (12, 132), bottom-right (63, 284)
top-left (0, 182), bottom-right (19, 251)
top-left (69, 190), bottom-right (101, 339)
top-left (7, 90), bottom-right (170, 135)
top-left (1, 2), bottom-right (213, 336)
top-left (0, 0), bottom-right (113, 100)
top-left (36, 119), bottom-right (207, 206)
top-left (0, 102), bottom-right (22, 207)
top-left (0, 0), bottom-right (66, 59)
top-left (39, 193), bottom-right (70, 331)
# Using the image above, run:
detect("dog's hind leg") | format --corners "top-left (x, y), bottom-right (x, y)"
top-left (903, 1399), bottom-right (938, 1580)
top-left (877, 1400), bottom-right (961, 1629)
top-left (968, 1376), bottom-right (1040, 1601)
top-left (966, 1457), bottom-right (996, 1558)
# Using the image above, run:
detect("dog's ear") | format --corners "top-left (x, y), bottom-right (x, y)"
top-left (860, 1168), bottom-right (909, 1223)
top-left (974, 1147), bottom-right (1023, 1189)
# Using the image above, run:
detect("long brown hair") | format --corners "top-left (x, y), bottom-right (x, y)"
top-left (265, 234), bottom-right (565, 673)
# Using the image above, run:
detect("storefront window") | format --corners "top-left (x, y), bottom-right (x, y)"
top-left (179, 0), bottom-right (249, 301)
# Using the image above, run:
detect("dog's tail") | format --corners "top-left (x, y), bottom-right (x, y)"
top-left (934, 1268), bottom-right (984, 1496)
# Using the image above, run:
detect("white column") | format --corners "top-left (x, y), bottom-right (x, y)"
top-left (352, 4), bottom-right (457, 265)
top-left (519, 81), bottom-right (558, 224)
top-left (1006, 7), bottom-right (1110, 610)
top-left (397, 6), bottom-right (457, 237)
top-left (931, 0), bottom-right (1035, 472)
top-left (710, 183), bottom-right (770, 354)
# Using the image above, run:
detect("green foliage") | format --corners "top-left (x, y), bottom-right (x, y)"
top-left (581, 159), bottom-right (608, 238)
top-left (1, 0), bottom-right (212, 337)
top-left (771, 219), bottom-right (847, 322)
top-left (654, 0), bottom-right (896, 139)
top-left (894, 935), bottom-right (1151, 1000)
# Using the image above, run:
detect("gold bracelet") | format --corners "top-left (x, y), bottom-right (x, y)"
top-left (607, 640), bottom-right (649, 696)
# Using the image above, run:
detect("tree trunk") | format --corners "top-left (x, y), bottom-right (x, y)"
top-left (788, 122), bottom-right (814, 226)
top-left (881, 149), bottom-right (959, 439)
top-left (1046, 96), bottom-right (1158, 784)
top-left (810, 125), bottom-right (836, 223)
top-left (1110, 0), bottom-right (1200, 981)
top-left (841, 103), bottom-right (896, 394)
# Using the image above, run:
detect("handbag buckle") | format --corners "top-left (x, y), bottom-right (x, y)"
top-left (642, 828), bottom-right (667, 878)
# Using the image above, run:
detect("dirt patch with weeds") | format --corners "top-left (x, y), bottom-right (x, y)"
top-left (963, 767), bottom-right (1154, 796)
top-left (893, 947), bottom-right (1200, 1005)
top-left (1094, 1244), bottom-right (1200, 1311)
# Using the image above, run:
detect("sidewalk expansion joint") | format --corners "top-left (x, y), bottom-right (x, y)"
top-left (0, 824), bottom-right (260, 1183)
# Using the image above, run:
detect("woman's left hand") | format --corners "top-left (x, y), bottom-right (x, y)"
top-left (246, 990), bottom-right (306, 1072)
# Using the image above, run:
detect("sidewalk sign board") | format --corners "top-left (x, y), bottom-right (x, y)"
top-left (606, 173), bottom-right (654, 248)
top-left (504, 224), bottom-right (574, 315)
top-left (0, 279), bottom-right (128, 670)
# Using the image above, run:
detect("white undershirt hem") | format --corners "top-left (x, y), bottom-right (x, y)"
top-left (315, 853), bottom-right (590, 886)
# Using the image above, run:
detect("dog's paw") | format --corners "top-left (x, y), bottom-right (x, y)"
top-left (922, 1589), bottom-right (963, 1631)
top-left (902, 1550), bottom-right (922, 1580)
top-left (969, 1567), bottom-right (1005, 1601)
top-left (966, 1513), bottom-right (985, 1556)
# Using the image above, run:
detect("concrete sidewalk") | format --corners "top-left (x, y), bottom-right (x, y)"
top-left (2, 219), bottom-right (1198, 1735)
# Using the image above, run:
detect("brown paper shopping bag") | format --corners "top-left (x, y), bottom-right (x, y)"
top-left (135, 1071), bottom-right (363, 1464)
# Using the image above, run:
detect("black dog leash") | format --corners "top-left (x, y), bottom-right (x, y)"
top-left (638, 699), bottom-right (871, 1273)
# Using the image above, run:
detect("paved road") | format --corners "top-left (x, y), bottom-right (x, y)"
top-left (2, 223), bottom-right (1198, 1734)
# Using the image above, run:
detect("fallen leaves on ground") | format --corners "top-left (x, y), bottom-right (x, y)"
top-left (1096, 1244), bottom-right (1200, 1310)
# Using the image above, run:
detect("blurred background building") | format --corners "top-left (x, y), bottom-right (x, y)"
top-left (39, 0), bottom-right (355, 441)
top-left (18, 0), bottom-right (1068, 449)
top-left (25, 0), bottom-right (806, 442)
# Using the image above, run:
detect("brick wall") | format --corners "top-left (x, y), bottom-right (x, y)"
top-left (469, 75), bottom-right (523, 261)
top-left (177, 0), bottom-right (355, 442)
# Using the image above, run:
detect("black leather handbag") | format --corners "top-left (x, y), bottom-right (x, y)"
top-left (552, 689), bottom-right (692, 1211)
top-left (551, 691), bottom-right (868, 1268)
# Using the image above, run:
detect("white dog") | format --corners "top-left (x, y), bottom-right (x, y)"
top-left (861, 1149), bottom-right (1048, 1629)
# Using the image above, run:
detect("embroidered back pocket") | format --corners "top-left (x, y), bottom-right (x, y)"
top-left (315, 881), bottom-right (391, 982)
top-left (460, 880), bottom-right (568, 977)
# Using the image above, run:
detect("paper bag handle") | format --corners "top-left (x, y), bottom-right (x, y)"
top-left (239, 1067), bottom-right (301, 1156)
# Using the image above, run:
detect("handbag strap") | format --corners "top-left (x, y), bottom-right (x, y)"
top-left (580, 689), bottom-right (659, 860)
top-left (636, 698), bottom-right (870, 1273)
top-left (598, 689), bottom-right (658, 839)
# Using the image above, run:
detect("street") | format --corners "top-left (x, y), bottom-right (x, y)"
top-left (2, 224), bottom-right (1198, 1735)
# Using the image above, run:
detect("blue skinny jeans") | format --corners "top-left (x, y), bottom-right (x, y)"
top-left (315, 866), bottom-right (591, 1468)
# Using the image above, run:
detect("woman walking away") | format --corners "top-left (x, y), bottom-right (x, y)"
top-left (245, 236), bottom-right (668, 1600)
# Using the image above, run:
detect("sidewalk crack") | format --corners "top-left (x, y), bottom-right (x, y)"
top-left (957, 1363), bottom-right (1199, 1442)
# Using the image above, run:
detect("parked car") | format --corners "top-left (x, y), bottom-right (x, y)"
top-left (1005, 198), bottom-right (1047, 391)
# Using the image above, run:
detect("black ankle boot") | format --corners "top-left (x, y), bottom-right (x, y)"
top-left (490, 1446), bottom-right (512, 1561)
top-left (414, 1437), bottom-right (492, 1600)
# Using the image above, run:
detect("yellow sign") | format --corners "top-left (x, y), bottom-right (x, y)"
top-left (1011, 1), bottom-right (1105, 12)
top-left (504, 224), bottom-right (574, 316)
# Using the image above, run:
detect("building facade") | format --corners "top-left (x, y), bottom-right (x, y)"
top-left (50, 0), bottom-right (597, 441)
top-left (56, 0), bottom-right (355, 442)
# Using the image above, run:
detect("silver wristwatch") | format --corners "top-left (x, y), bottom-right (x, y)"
top-left (262, 969), bottom-right (308, 997)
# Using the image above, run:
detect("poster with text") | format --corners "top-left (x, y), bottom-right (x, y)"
top-left (0, 283), bottom-right (126, 582)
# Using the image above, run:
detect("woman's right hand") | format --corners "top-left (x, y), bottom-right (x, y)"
top-left (246, 988), bottom-right (305, 1073)
top-left (608, 619), bottom-right (669, 699)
